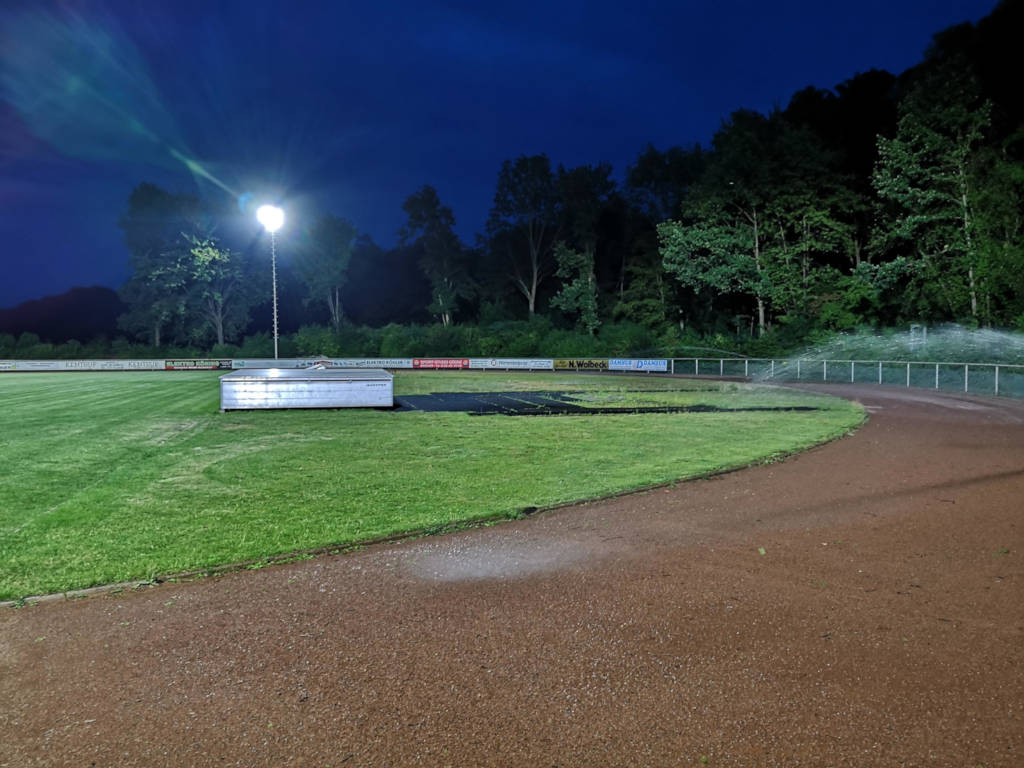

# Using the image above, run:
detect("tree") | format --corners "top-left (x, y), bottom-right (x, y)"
top-left (292, 213), bottom-right (357, 333)
top-left (117, 183), bottom-right (197, 347)
top-left (873, 64), bottom-right (991, 321)
top-left (659, 111), bottom-right (782, 336)
top-left (486, 155), bottom-right (561, 316)
top-left (185, 235), bottom-right (259, 346)
top-left (659, 199), bottom-right (766, 329)
top-left (399, 186), bottom-right (473, 326)
top-left (971, 141), bottom-right (1024, 324)
top-left (626, 144), bottom-right (707, 223)
top-left (623, 145), bottom-right (707, 308)
top-left (551, 243), bottom-right (600, 334)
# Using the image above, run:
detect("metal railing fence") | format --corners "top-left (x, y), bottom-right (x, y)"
top-left (670, 357), bottom-right (1024, 399)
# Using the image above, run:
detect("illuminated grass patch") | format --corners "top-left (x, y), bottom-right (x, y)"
top-left (0, 371), bottom-right (863, 599)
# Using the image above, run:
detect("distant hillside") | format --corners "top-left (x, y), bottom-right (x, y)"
top-left (0, 286), bottom-right (125, 343)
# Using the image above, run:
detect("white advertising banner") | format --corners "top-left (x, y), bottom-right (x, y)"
top-left (332, 358), bottom-right (414, 369)
top-left (609, 358), bottom-right (669, 372)
top-left (0, 359), bottom-right (166, 372)
top-left (468, 358), bottom-right (554, 370)
top-left (232, 358), bottom-right (414, 369)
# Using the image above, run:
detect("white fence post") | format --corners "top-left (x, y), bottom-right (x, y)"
top-left (695, 358), bottom-right (699, 376)
top-left (823, 360), bottom-right (827, 381)
top-left (995, 365), bottom-right (1000, 396)
top-left (850, 361), bottom-right (855, 383)
top-left (744, 359), bottom-right (749, 377)
top-left (935, 363), bottom-right (939, 389)
top-left (771, 359), bottom-right (775, 378)
top-left (906, 363), bottom-right (910, 387)
top-left (720, 359), bottom-right (724, 376)
top-left (797, 359), bottom-right (801, 379)
top-left (878, 361), bottom-right (882, 385)
top-left (964, 364), bottom-right (969, 393)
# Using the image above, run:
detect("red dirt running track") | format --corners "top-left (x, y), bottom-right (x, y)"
top-left (1, 384), bottom-right (1022, 767)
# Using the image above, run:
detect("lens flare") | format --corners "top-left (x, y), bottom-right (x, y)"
top-left (0, 8), bottom-right (235, 196)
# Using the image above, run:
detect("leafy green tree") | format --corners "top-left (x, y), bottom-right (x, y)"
top-left (293, 213), bottom-right (358, 333)
top-left (659, 198), bottom-right (768, 329)
top-left (486, 155), bottom-right (561, 316)
top-left (971, 140), bottom-right (1024, 323)
top-left (659, 111), bottom-right (788, 336)
top-left (551, 243), bottom-right (600, 334)
top-left (549, 163), bottom-right (616, 329)
top-left (399, 185), bottom-right (473, 326)
top-left (626, 144), bottom-right (707, 223)
top-left (185, 235), bottom-right (259, 346)
top-left (873, 64), bottom-right (991, 321)
top-left (117, 183), bottom-right (197, 347)
top-left (622, 144), bottom-right (707, 320)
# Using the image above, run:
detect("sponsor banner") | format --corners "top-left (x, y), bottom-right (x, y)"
top-left (609, 358), bottom-right (669, 372)
top-left (65, 359), bottom-right (165, 371)
top-left (232, 358), bottom-right (414, 369)
top-left (232, 358), bottom-right (305, 369)
top-left (330, 358), bottom-right (414, 369)
top-left (413, 358), bottom-right (470, 369)
top-left (0, 359), bottom-right (166, 372)
top-left (554, 358), bottom-right (609, 371)
top-left (469, 358), bottom-right (554, 370)
top-left (165, 359), bottom-right (233, 370)
top-left (8, 360), bottom-right (64, 371)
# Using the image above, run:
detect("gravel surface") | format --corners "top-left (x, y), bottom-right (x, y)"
top-left (1, 383), bottom-right (1022, 767)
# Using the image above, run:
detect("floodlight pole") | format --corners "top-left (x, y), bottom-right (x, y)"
top-left (257, 204), bottom-right (285, 360)
top-left (270, 229), bottom-right (279, 359)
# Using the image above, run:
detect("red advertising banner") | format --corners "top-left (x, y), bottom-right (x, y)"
top-left (412, 358), bottom-right (470, 369)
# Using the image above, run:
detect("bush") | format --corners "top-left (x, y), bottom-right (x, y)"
top-left (238, 333), bottom-right (274, 358)
top-left (293, 325), bottom-right (341, 357)
top-left (210, 343), bottom-right (240, 359)
top-left (379, 324), bottom-right (423, 357)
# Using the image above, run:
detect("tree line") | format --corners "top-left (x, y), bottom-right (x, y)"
top-left (112, 1), bottom-right (1022, 356)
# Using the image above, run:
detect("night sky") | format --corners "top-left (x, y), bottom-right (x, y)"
top-left (0, 0), bottom-right (999, 308)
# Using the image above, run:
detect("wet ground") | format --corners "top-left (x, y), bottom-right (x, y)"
top-left (395, 390), bottom-right (820, 416)
top-left (1, 383), bottom-right (1022, 767)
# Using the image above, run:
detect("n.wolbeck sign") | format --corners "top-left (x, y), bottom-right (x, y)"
top-left (553, 359), bottom-right (608, 371)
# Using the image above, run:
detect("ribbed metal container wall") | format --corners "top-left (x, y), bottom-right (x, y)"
top-left (220, 368), bottom-right (394, 410)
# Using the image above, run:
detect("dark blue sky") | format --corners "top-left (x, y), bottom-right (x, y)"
top-left (0, 0), bottom-right (999, 308)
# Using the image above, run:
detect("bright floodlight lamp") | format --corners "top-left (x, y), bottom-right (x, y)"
top-left (257, 204), bottom-right (284, 232)
top-left (257, 205), bottom-right (285, 359)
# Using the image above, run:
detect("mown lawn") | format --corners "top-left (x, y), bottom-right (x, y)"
top-left (0, 371), bottom-right (864, 599)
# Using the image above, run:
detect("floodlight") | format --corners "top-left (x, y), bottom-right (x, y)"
top-left (257, 204), bottom-right (284, 232)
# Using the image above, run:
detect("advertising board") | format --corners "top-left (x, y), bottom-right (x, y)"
top-left (468, 358), bottom-right (554, 370)
top-left (412, 358), bottom-right (470, 369)
top-left (553, 358), bottom-right (609, 371)
top-left (165, 359), bottom-right (233, 370)
top-left (232, 358), bottom-right (414, 369)
top-left (609, 359), bottom-right (669, 372)
top-left (331, 358), bottom-right (414, 369)
top-left (66, 359), bottom-right (165, 370)
top-left (6, 360), bottom-right (64, 371)
top-left (0, 359), bottom-right (166, 372)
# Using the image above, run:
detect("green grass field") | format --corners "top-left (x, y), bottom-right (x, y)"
top-left (0, 371), bottom-right (864, 599)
